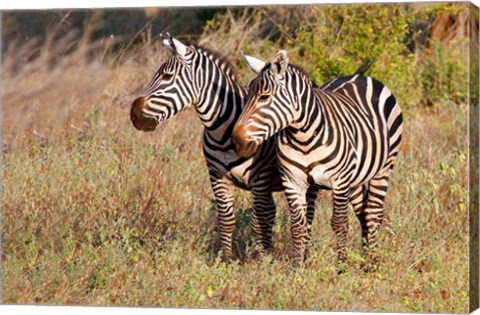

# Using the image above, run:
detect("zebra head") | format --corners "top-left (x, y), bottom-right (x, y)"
top-left (233, 50), bottom-right (301, 158)
top-left (130, 33), bottom-right (196, 132)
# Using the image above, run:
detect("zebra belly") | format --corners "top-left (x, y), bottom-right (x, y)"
top-left (212, 154), bottom-right (253, 187)
top-left (226, 161), bottom-right (254, 190)
top-left (207, 148), bottom-right (274, 190)
top-left (308, 157), bottom-right (384, 191)
top-left (307, 164), bottom-right (335, 189)
top-left (204, 135), bottom-right (281, 191)
top-left (278, 141), bottom-right (379, 191)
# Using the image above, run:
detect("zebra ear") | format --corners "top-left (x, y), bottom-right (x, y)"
top-left (162, 36), bottom-right (175, 53)
top-left (241, 51), bottom-right (266, 74)
top-left (171, 37), bottom-right (189, 57)
top-left (161, 33), bottom-right (189, 57)
top-left (271, 50), bottom-right (288, 77)
top-left (160, 32), bottom-right (175, 53)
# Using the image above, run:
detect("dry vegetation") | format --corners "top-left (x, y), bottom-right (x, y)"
top-left (1, 4), bottom-right (473, 312)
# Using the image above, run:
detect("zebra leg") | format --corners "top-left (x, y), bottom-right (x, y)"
top-left (332, 186), bottom-right (351, 272)
top-left (250, 188), bottom-right (276, 253)
top-left (285, 188), bottom-right (308, 266)
top-left (211, 178), bottom-right (236, 262)
top-left (306, 187), bottom-right (319, 242)
top-left (349, 185), bottom-right (369, 252)
top-left (287, 194), bottom-right (308, 266)
top-left (304, 187), bottom-right (319, 260)
top-left (363, 172), bottom-right (391, 271)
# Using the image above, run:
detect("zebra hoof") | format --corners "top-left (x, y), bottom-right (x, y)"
top-left (361, 253), bottom-right (380, 272)
top-left (218, 250), bottom-right (235, 264)
top-left (336, 262), bottom-right (348, 275)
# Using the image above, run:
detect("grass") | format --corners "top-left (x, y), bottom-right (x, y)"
top-left (1, 29), bottom-right (471, 314)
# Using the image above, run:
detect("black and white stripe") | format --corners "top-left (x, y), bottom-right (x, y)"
top-left (131, 35), bottom-right (320, 260)
top-left (233, 50), bottom-right (403, 269)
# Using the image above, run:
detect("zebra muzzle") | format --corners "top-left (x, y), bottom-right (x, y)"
top-left (232, 125), bottom-right (257, 159)
top-left (130, 97), bottom-right (158, 132)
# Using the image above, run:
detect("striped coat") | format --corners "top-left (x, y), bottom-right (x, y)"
top-left (233, 50), bottom-right (403, 269)
top-left (131, 35), bottom-right (303, 260)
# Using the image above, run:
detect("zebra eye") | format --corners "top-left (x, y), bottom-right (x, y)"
top-left (258, 94), bottom-right (271, 102)
top-left (162, 73), bottom-right (174, 81)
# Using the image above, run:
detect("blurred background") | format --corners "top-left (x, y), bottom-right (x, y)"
top-left (1, 3), bottom-right (477, 144)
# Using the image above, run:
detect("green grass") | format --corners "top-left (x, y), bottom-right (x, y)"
top-left (2, 56), bottom-right (470, 312)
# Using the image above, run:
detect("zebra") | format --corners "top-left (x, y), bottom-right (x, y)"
top-left (130, 34), bottom-right (321, 261)
top-left (232, 50), bottom-right (403, 270)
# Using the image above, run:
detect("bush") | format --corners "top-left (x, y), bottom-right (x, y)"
top-left (280, 4), bottom-right (420, 106)
top-left (418, 38), bottom-right (469, 106)
top-left (199, 3), bottom-right (470, 107)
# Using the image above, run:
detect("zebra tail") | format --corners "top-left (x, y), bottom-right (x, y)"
top-left (354, 59), bottom-right (373, 76)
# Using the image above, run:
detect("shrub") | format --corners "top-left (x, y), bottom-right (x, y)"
top-left (201, 3), bottom-right (471, 107)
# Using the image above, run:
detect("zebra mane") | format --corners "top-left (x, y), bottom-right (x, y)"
top-left (263, 62), bottom-right (318, 88)
top-left (288, 64), bottom-right (319, 88)
top-left (195, 45), bottom-right (238, 80)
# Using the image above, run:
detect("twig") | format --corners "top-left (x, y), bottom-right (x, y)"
top-left (33, 130), bottom-right (47, 139)
top-left (112, 19), bottom-right (157, 65)
top-left (70, 124), bottom-right (85, 133)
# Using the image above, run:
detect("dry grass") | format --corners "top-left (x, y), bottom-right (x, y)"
top-left (1, 14), bottom-right (471, 312)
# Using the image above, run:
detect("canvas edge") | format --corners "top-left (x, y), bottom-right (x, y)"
top-left (469, 1), bottom-right (480, 313)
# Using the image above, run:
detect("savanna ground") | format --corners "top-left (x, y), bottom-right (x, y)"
top-left (1, 3), bottom-right (476, 313)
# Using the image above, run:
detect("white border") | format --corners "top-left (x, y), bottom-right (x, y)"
top-left (1, 0), bottom-right (479, 315)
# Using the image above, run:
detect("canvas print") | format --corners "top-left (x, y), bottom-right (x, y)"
top-left (1, 2), bottom-right (479, 313)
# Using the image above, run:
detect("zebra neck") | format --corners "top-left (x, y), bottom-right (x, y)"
top-left (289, 89), bottom-right (332, 146)
top-left (194, 70), bottom-right (245, 143)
